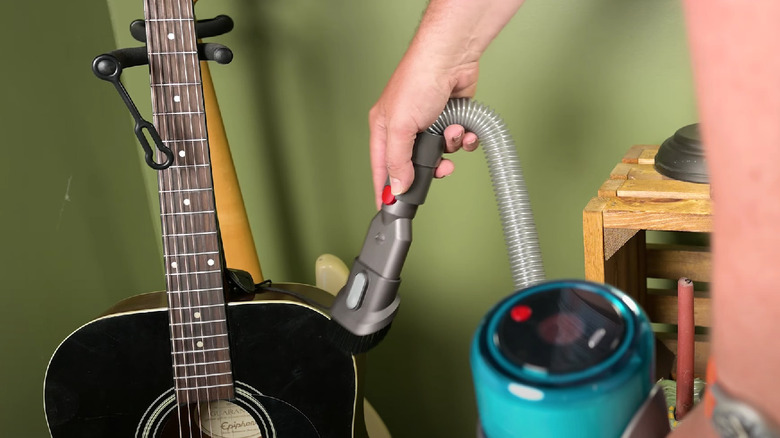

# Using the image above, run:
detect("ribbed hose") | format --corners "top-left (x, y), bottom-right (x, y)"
top-left (427, 98), bottom-right (545, 290)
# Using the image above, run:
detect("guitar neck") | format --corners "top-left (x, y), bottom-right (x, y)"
top-left (144, 0), bottom-right (234, 403)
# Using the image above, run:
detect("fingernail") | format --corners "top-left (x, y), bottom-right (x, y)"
top-left (390, 178), bottom-right (403, 195)
top-left (453, 132), bottom-right (463, 143)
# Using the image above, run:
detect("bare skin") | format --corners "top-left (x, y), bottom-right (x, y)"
top-left (368, 0), bottom-right (524, 208)
top-left (669, 1), bottom-right (780, 435)
top-left (370, 0), bottom-right (780, 435)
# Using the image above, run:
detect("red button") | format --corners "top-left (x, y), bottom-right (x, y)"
top-left (510, 305), bottom-right (532, 322)
top-left (382, 185), bottom-right (397, 205)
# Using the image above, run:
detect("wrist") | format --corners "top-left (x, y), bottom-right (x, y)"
top-left (706, 359), bottom-right (780, 438)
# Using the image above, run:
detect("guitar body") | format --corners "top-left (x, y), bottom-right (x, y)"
top-left (44, 286), bottom-right (366, 437)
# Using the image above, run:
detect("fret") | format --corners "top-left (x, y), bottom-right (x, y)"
top-left (153, 111), bottom-right (205, 116)
top-left (162, 231), bottom-right (217, 237)
top-left (177, 383), bottom-right (234, 391)
top-left (149, 51), bottom-right (198, 56)
top-left (167, 287), bottom-right (222, 294)
top-left (159, 186), bottom-right (215, 201)
top-left (159, 147), bottom-right (212, 169)
top-left (172, 346), bottom-right (230, 355)
top-left (172, 333), bottom-right (228, 342)
top-left (168, 302), bottom-right (225, 314)
top-left (162, 231), bottom-right (218, 242)
top-left (146, 18), bottom-right (195, 22)
top-left (166, 269), bottom-right (221, 276)
top-left (160, 210), bottom-right (215, 216)
top-left (173, 359), bottom-right (231, 367)
top-left (162, 138), bottom-right (207, 144)
top-left (174, 371), bottom-right (232, 380)
top-left (170, 318), bottom-right (227, 326)
top-left (168, 164), bottom-right (210, 169)
top-left (165, 250), bottom-right (220, 257)
top-left (162, 232), bottom-right (219, 243)
top-left (160, 188), bottom-right (212, 194)
top-left (168, 288), bottom-right (225, 306)
top-left (154, 82), bottom-right (201, 87)
top-left (169, 303), bottom-right (226, 310)
top-left (166, 278), bottom-right (222, 294)
top-left (160, 210), bottom-right (217, 226)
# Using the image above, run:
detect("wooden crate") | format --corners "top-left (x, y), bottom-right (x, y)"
top-left (583, 145), bottom-right (712, 377)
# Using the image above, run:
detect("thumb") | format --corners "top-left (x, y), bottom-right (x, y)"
top-left (385, 128), bottom-right (418, 196)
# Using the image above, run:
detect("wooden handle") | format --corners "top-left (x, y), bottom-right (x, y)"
top-left (201, 60), bottom-right (264, 282)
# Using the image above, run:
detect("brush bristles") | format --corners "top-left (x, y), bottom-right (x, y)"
top-left (327, 321), bottom-right (392, 354)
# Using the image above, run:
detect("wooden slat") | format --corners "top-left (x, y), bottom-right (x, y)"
top-left (617, 179), bottom-right (711, 200)
top-left (602, 198), bottom-right (713, 232)
top-left (626, 164), bottom-right (668, 181)
top-left (646, 243), bottom-right (712, 282)
top-left (583, 198), bottom-right (608, 282)
top-left (603, 230), bottom-right (647, 306)
top-left (644, 294), bottom-right (712, 327)
top-left (648, 288), bottom-right (710, 298)
top-left (610, 162), bottom-right (633, 180)
top-left (622, 145), bottom-right (659, 164)
top-left (638, 149), bottom-right (658, 165)
top-left (598, 179), bottom-right (623, 197)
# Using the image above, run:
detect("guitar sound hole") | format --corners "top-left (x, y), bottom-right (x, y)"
top-left (160, 400), bottom-right (264, 438)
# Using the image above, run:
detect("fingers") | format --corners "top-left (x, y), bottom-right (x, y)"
top-left (378, 123), bottom-right (478, 203)
top-left (443, 124), bottom-right (480, 153)
top-left (434, 159), bottom-right (455, 178)
top-left (462, 132), bottom-right (479, 151)
top-left (369, 120), bottom-right (389, 210)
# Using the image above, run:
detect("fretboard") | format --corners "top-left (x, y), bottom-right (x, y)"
top-left (144, 0), bottom-right (234, 403)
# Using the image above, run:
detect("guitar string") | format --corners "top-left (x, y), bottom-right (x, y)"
top-left (171, 1), bottom-right (200, 435)
top-left (178, 1), bottom-right (212, 435)
top-left (150, 0), bottom-right (189, 435)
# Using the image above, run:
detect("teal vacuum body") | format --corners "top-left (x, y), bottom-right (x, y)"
top-left (471, 280), bottom-right (655, 438)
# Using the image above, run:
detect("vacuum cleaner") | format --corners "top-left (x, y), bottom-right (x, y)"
top-left (329, 98), bottom-right (670, 437)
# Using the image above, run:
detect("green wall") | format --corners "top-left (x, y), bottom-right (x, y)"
top-left (1, 2), bottom-right (165, 436)
top-left (3, 0), bottom-right (695, 436)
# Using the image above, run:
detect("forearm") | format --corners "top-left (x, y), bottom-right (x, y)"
top-left (681, 0), bottom-right (780, 430)
top-left (369, 0), bottom-right (524, 204)
top-left (407, 0), bottom-right (525, 70)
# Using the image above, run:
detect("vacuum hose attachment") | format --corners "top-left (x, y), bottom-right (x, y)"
top-left (428, 98), bottom-right (545, 291)
top-left (330, 98), bottom-right (544, 354)
top-left (328, 132), bottom-right (444, 354)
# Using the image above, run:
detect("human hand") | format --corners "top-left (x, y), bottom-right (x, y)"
top-left (368, 51), bottom-right (481, 209)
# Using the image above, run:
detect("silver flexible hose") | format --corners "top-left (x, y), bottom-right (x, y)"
top-left (427, 98), bottom-right (546, 290)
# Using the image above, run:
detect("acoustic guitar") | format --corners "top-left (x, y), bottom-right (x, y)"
top-left (44, 0), bottom-right (370, 436)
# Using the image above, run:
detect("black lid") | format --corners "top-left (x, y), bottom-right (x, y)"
top-left (494, 287), bottom-right (626, 375)
top-left (654, 123), bottom-right (708, 183)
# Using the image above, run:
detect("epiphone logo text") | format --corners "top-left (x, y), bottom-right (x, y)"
top-left (221, 419), bottom-right (259, 431)
top-left (196, 401), bottom-right (262, 438)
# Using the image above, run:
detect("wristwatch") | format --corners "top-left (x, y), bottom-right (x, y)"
top-left (710, 382), bottom-right (780, 438)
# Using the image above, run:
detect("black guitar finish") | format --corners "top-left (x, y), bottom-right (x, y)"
top-left (45, 2), bottom-right (370, 436)
top-left (44, 290), bottom-right (363, 437)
